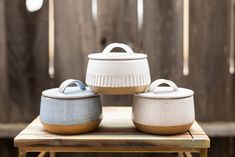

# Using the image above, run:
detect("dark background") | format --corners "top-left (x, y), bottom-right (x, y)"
top-left (0, 0), bottom-right (235, 156)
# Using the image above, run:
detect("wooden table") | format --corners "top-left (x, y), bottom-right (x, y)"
top-left (14, 107), bottom-right (210, 157)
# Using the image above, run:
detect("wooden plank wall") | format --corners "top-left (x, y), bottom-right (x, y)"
top-left (0, 0), bottom-right (7, 122)
top-left (1, 0), bottom-right (234, 122)
top-left (2, 0), bottom-right (50, 122)
top-left (0, 0), bottom-right (235, 156)
top-left (54, 0), bottom-right (96, 84)
top-left (188, 0), bottom-right (234, 121)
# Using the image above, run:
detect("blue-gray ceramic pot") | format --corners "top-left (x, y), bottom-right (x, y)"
top-left (40, 79), bottom-right (102, 134)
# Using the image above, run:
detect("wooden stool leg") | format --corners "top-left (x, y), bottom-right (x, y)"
top-left (38, 151), bottom-right (47, 157)
top-left (178, 152), bottom-right (184, 157)
top-left (178, 152), bottom-right (193, 157)
top-left (200, 149), bottom-right (208, 157)
top-left (18, 149), bottom-right (26, 157)
top-left (50, 152), bottom-right (56, 157)
top-left (185, 152), bottom-right (192, 157)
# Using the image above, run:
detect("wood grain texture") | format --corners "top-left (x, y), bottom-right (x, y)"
top-left (6, 138), bottom-right (235, 157)
top-left (0, 0), bottom-right (234, 157)
top-left (187, 0), bottom-right (233, 121)
top-left (96, 0), bottom-right (139, 50)
top-left (142, 0), bottom-right (235, 122)
top-left (200, 121), bottom-right (235, 137)
top-left (54, 0), bottom-right (95, 85)
top-left (142, 0), bottom-right (184, 83)
top-left (96, 0), bottom-right (139, 107)
top-left (4, 0), bottom-right (50, 122)
top-left (0, 0), bottom-right (8, 122)
top-left (14, 107), bottom-right (210, 149)
top-left (1, 0), bottom-right (234, 123)
top-left (0, 123), bottom-right (27, 138)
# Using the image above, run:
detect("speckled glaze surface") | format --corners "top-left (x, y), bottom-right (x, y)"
top-left (86, 43), bottom-right (151, 94)
top-left (39, 79), bottom-right (102, 134)
top-left (132, 79), bottom-right (195, 134)
top-left (40, 96), bottom-right (102, 125)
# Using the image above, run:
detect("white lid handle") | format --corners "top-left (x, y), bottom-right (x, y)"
top-left (148, 79), bottom-right (178, 93)
top-left (102, 43), bottom-right (134, 56)
top-left (58, 79), bottom-right (86, 94)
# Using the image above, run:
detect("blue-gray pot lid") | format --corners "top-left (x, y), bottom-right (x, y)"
top-left (42, 79), bottom-right (98, 99)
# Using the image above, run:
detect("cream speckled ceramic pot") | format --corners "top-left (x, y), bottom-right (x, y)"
top-left (132, 79), bottom-right (195, 135)
top-left (86, 43), bottom-right (151, 95)
top-left (40, 79), bottom-right (102, 134)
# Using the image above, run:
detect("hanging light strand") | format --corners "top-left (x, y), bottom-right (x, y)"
top-left (48, 0), bottom-right (55, 78)
top-left (183, 0), bottom-right (189, 76)
top-left (137, 0), bottom-right (143, 31)
top-left (229, 0), bottom-right (235, 74)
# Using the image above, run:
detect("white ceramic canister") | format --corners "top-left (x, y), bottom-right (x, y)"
top-left (86, 43), bottom-right (151, 95)
top-left (40, 79), bottom-right (102, 134)
top-left (132, 79), bottom-right (195, 134)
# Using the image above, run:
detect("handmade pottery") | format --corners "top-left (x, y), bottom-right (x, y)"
top-left (132, 79), bottom-right (195, 134)
top-left (40, 79), bottom-right (102, 134)
top-left (86, 43), bottom-right (151, 94)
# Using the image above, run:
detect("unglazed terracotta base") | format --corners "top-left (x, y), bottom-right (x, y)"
top-left (89, 85), bottom-right (149, 95)
top-left (42, 119), bottom-right (101, 134)
top-left (133, 121), bottom-right (193, 135)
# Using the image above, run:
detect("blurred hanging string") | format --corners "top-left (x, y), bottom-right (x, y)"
top-left (137, 0), bottom-right (143, 51)
top-left (183, 0), bottom-right (189, 76)
top-left (26, 0), bottom-right (55, 78)
top-left (48, 0), bottom-right (55, 78)
top-left (229, 0), bottom-right (235, 74)
top-left (137, 0), bottom-right (143, 31)
top-left (92, 0), bottom-right (97, 23)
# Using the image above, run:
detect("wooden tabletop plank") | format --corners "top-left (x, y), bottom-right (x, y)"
top-left (14, 107), bottom-right (210, 149)
top-left (189, 121), bottom-right (206, 135)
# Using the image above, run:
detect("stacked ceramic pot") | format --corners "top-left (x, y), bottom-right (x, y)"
top-left (86, 43), bottom-right (151, 94)
top-left (39, 43), bottom-right (195, 135)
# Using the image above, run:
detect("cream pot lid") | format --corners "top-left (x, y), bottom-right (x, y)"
top-left (42, 79), bottom-right (97, 99)
top-left (136, 79), bottom-right (194, 99)
top-left (88, 43), bottom-right (147, 60)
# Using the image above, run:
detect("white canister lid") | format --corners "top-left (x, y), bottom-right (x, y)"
top-left (88, 43), bottom-right (147, 60)
top-left (136, 79), bottom-right (194, 99)
top-left (42, 79), bottom-right (98, 99)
